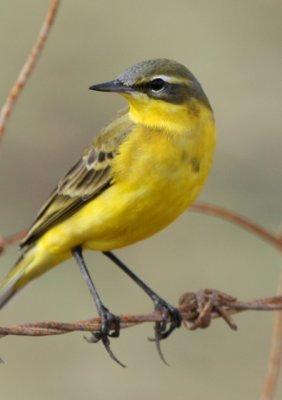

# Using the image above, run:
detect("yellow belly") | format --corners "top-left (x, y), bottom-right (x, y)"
top-left (40, 118), bottom-right (215, 254)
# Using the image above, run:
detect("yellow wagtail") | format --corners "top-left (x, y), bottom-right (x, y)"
top-left (0, 58), bottom-right (216, 364)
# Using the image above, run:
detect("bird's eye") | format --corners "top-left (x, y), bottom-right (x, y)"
top-left (148, 78), bottom-right (167, 92)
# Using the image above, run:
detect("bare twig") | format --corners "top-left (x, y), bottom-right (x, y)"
top-left (0, 0), bottom-right (61, 143)
top-left (191, 202), bottom-right (282, 250)
top-left (1, 290), bottom-right (282, 338)
top-left (261, 266), bottom-right (282, 400)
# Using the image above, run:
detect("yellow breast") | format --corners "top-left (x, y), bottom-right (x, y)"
top-left (40, 100), bottom-right (215, 254)
top-left (83, 101), bottom-right (216, 250)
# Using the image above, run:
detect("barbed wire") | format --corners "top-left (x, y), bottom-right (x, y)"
top-left (0, 289), bottom-right (281, 337)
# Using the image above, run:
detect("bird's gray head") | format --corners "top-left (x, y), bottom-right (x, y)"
top-left (90, 58), bottom-right (211, 108)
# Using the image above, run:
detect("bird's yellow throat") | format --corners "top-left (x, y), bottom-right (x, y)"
top-left (125, 93), bottom-right (214, 137)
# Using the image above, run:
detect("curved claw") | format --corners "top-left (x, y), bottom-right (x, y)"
top-left (155, 301), bottom-right (182, 340)
top-left (84, 308), bottom-right (125, 367)
top-left (101, 336), bottom-right (127, 368)
top-left (153, 322), bottom-right (170, 366)
top-left (84, 333), bottom-right (126, 367)
top-left (148, 300), bottom-right (181, 364)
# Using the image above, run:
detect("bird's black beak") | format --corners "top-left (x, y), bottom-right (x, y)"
top-left (89, 79), bottom-right (134, 93)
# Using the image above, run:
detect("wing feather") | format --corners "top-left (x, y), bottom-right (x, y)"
top-left (21, 113), bottom-right (134, 247)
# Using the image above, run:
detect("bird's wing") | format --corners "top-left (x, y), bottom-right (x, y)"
top-left (21, 113), bottom-right (134, 247)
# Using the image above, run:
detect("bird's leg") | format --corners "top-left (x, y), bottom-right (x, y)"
top-left (102, 251), bottom-right (181, 363)
top-left (72, 246), bottom-right (125, 367)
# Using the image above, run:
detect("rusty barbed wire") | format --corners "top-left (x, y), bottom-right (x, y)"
top-left (0, 289), bottom-right (282, 338)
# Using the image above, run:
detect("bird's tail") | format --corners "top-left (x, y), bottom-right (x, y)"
top-left (0, 247), bottom-right (36, 310)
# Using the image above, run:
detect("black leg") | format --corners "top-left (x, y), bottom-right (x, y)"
top-left (72, 246), bottom-right (125, 367)
top-left (103, 251), bottom-right (181, 363)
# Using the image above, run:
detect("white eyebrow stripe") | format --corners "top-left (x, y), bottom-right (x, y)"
top-left (151, 75), bottom-right (190, 85)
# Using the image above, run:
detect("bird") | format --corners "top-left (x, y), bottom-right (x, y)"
top-left (0, 58), bottom-right (216, 365)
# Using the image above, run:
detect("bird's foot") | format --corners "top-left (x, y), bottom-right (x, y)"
top-left (84, 306), bottom-right (126, 368)
top-left (149, 298), bottom-right (182, 365)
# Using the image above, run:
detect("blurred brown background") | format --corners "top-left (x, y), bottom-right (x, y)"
top-left (1, 1), bottom-right (282, 399)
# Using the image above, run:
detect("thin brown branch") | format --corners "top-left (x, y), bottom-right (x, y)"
top-left (1, 289), bottom-right (282, 338)
top-left (2, 204), bottom-right (281, 253)
top-left (0, 0), bottom-right (61, 143)
top-left (261, 267), bottom-right (282, 400)
top-left (191, 202), bottom-right (282, 250)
